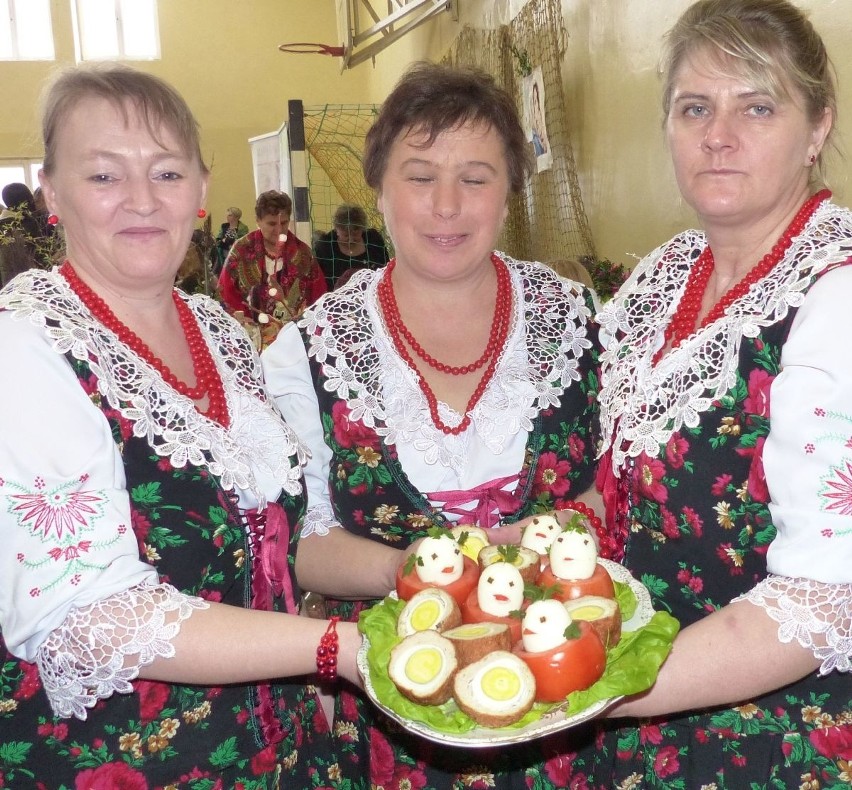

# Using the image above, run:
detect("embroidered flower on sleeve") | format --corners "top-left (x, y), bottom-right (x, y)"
top-left (820, 459), bottom-right (852, 516)
top-left (8, 479), bottom-right (104, 541)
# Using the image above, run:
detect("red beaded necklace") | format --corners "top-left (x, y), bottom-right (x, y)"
top-left (655, 189), bottom-right (830, 364)
top-left (60, 261), bottom-right (230, 427)
top-left (377, 254), bottom-right (513, 435)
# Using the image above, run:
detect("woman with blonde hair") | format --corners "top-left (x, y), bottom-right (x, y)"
top-left (0, 64), bottom-right (364, 787)
top-left (592, 1), bottom-right (851, 785)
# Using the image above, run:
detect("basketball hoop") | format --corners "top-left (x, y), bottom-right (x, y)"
top-left (278, 42), bottom-right (345, 57)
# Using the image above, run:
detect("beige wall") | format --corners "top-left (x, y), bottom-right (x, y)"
top-left (3, 1), bottom-right (851, 263)
top-left (348, 0), bottom-right (852, 265)
top-left (0, 0), bottom-right (373, 227)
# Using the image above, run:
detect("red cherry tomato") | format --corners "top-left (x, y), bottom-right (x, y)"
top-left (395, 555), bottom-right (480, 606)
top-left (536, 562), bottom-right (615, 602)
top-left (514, 621), bottom-right (606, 702)
top-left (459, 588), bottom-right (524, 644)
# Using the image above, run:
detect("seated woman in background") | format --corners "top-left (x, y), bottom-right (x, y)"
top-left (0, 63), bottom-right (363, 788)
top-left (212, 205), bottom-right (248, 274)
top-left (218, 189), bottom-right (326, 350)
top-left (313, 202), bottom-right (390, 290)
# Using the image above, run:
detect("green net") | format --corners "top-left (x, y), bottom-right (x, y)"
top-left (303, 103), bottom-right (392, 256)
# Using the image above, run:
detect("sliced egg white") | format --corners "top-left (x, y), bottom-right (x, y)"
top-left (388, 631), bottom-right (457, 705)
top-left (397, 587), bottom-right (461, 637)
top-left (453, 650), bottom-right (536, 726)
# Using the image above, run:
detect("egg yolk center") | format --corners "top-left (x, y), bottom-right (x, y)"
top-left (481, 667), bottom-right (520, 701)
top-left (453, 624), bottom-right (490, 638)
top-left (570, 605), bottom-right (605, 620)
top-left (410, 600), bottom-right (441, 631)
top-left (460, 536), bottom-right (487, 561)
top-left (405, 648), bottom-right (443, 684)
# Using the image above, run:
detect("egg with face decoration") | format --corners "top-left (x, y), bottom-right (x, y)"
top-left (416, 534), bottom-right (464, 585)
top-left (549, 526), bottom-right (597, 580)
top-left (521, 599), bottom-right (572, 653)
top-left (520, 513), bottom-right (562, 556)
top-left (476, 562), bottom-right (525, 618)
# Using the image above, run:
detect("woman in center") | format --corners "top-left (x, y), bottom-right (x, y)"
top-left (263, 61), bottom-right (601, 787)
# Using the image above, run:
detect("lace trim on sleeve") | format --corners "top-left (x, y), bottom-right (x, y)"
top-left (300, 502), bottom-right (343, 538)
top-left (734, 574), bottom-right (851, 676)
top-left (35, 581), bottom-right (208, 720)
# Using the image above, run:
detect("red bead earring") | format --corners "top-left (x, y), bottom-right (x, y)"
top-left (809, 154), bottom-right (817, 166)
top-left (197, 208), bottom-right (207, 218)
top-left (47, 214), bottom-right (59, 226)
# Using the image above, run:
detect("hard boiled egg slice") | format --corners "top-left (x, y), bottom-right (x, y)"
top-left (450, 525), bottom-right (490, 561)
top-left (388, 631), bottom-right (458, 706)
top-left (397, 587), bottom-right (462, 637)
top-left (453, 650), bottom-right (536, 728)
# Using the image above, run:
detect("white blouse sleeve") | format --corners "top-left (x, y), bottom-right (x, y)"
top-left (739, 266), bottom-right (852, 675)
top-left (0, 315), bottom-right (204, 717)
top-left (261, 321), bottom-right (342, 537)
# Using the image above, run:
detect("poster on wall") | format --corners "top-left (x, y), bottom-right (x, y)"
top-left (523, 66), bottom-right (553, 174)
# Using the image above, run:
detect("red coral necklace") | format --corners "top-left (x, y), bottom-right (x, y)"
top-left (60, 261), bottom-right (230, 427)
top-left (655, 189), bottom-right (830, 364)
top-left (377, 254), bottom-right (512, 435)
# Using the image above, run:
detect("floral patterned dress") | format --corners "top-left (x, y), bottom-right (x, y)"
top-left (0, 269), bottom-right (358, 789)
top-left (218, 228), bottom-right (327, 350)
top-left (593, 200), bottom-right (852, 789)
top-left (264, 256), bottom-right (602, 789)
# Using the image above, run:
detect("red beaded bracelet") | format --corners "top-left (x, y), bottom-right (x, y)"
top-left (316, 616), bottom-right (341, 682)
top-left (562, 500), bottom-right (614, 561)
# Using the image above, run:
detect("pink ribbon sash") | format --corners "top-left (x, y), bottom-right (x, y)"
top-left (427, 473), bottom-right (521, 529)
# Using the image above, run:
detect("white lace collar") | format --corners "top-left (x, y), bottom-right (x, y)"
top-left (0, 268), bottom-right (306, 503)
top-left (300, 253), bottom-right (593, 475)
top-left (597, 200), bottom-right (852, 473)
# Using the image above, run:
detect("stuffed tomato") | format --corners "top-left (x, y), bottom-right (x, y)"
top-left (536, 562), bottom-right (615, 602)
top-left (396, 555), bottom-right (480, 606)
top-left (513, 620), bottom-right (606, 702)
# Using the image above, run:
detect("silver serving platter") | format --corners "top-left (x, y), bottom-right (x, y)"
top-left (357, 558), bottom-right (654, 747)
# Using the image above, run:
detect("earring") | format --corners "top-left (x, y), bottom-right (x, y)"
top-left (47, 214), bottom-right (59, 225)
top-left (809, 154), bottom-right (817, 166)
top-left (197, 208), bottom-right (207, 219)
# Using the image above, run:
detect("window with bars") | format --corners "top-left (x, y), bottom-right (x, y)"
top-left (0, 0), bottom-right (54, 61)
top-left (72, 0), bottom-right (159, 61)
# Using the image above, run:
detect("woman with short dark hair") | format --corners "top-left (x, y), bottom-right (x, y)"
top-left (264, 60), bottom-right (601, 788)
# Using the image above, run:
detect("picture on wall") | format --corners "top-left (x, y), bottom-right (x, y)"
top-left (523, 66), bottom-right (553, 174)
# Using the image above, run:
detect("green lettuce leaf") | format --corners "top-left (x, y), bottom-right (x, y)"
top-left (358, 578), bottom-right (679, 734)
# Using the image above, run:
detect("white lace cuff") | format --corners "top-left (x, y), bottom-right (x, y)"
top-left (300, 503), bottom-right (343, 538)
top-left (35, 581), bottom-right (208, 720)
top-left (734, 575), bottom-right (851, 676)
